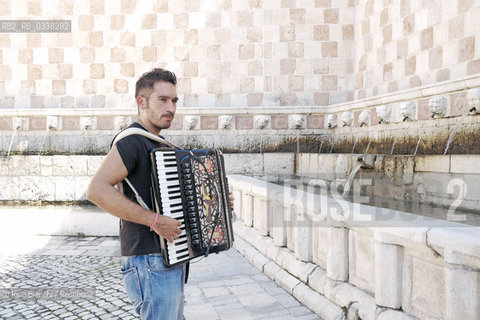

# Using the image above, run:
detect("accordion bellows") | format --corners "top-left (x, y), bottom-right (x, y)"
top-left (150, 148), bottom-right (234, 267)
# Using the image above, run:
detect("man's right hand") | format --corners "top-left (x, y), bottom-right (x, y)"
top-left (151, 214), bottom-right (182, 243)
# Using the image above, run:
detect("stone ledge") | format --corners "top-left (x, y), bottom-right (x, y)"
top-left (292, 282), bottom-right (346, 320)
top-left (414, 155), bottom-right (450, 173)
top-left (377, 309), bottom-right (418, 320)
top-left (273, 268), bottom-right (301, 295)
top-left (450, 155), bottom-right (480, 174)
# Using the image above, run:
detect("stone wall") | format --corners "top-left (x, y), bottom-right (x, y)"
top-left (0, 1), bottom-right (479, 155)
top-left (1, 76), bottom-right (480, 155)
top-left (229, 174), bottom-right (480, 320)
top-left (354, 0), bottom-right (480, 100)
top-left (1, 0), bottom-right (478, 109)
top-left (0, 0), bottom-right (355, 109)
top-left (0, 153), bottom-right (295, 203)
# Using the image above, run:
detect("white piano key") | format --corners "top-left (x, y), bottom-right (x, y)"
top-left (161, 200), bottom-right (182, 208)
top-left (168, 243), bottom-right (188, 253)
top-left (157, 180), bottom-right (180, 187)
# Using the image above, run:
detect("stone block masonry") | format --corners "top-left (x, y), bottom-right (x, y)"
top-left (0, 0), bottom-right (356, 109)
top-left (229, 174), bottom-right (480, 320)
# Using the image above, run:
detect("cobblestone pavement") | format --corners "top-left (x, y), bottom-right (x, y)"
top-left (0, 236), bottom-right (320, 320)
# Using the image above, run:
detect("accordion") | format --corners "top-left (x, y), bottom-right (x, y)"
top-left (150, 148), bottom-right (234, 267)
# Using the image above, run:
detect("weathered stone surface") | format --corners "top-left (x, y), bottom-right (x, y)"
top-left (295, 211), bottom-right (312, 262)
top-left (307, 267), bottom-right (327, 295)
top-left (312, 225), bottom-right (328, 269)
top-left (377, 309), bottom-right (418, 320)
top-left (414, 155), bottom-right (450, 173)
top-left (375, 241), bottom-right (403, 309)
top-left (263, 153), bottom-right (295, 177)
top-left (293, 282), bottom-right (345, 320)
top-left (327, 227), bottom-right (349, 281)
top-left (253, 234), bottom-right (273, 255)
top-left (348, 229), bottom-right (375, 292)
top-left (242, 194), bottom-right (253, 227)
top-left (402, 249), bottom-right (446, 320)
top-left (253, 197), bottom-right (269, 236)
top-left (271, 203), bottom-right (287, 246)
top-left (264, 260), bottom-right (282, 280)
top-left (450, 155), bottom-right (480, 174)
top-left (282, 251), bottom-right (316, 283)
top-left (445, 249), bottom-right (480, 320)
top-left (274, 268), bottom-right (300, 294)
top-left (327, 282), bottom-right (376, 320)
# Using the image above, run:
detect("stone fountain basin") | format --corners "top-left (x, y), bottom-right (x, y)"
top-left (228, 174), bottom-right (480, 320)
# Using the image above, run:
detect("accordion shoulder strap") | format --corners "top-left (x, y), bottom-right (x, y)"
top-left (112, 127), bottom-right (179, 149)
top-left (111, 126), bottom-right (178, 210)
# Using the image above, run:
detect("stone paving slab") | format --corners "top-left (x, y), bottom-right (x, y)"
top-left (0, 236), bottom-right (321, 320)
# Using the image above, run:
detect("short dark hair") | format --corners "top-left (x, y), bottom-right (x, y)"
top-left (135, 68), bottom-right (177, 99)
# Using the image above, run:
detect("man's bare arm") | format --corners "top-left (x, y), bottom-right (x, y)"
top-left (86, 145), bottom-right (181, 242)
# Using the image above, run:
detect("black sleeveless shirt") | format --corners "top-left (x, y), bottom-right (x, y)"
top-left (114, 122), bottom-right (165, 256)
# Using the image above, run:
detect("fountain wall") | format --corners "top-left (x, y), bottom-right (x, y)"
top-left (2, 75), bottom-right (480, 156)
top-left (228, 174), bottom-right (480, 320)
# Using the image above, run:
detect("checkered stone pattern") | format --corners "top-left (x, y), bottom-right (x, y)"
top-left (354, 0), bottom-right (480, 100)
top-left (0, 0), bottom-right (356, 109)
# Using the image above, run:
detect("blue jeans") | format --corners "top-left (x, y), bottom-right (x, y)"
top-left (121, 254), bottom-right (185, 320)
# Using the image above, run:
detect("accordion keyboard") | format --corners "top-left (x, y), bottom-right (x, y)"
top-left (154, 150), bottom-right (190, 265)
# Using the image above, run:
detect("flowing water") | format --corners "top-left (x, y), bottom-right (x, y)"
top-left (318, 135), bottom-right (325, 153)
top-left (329, 137), bottom-right (335, 153)
top-left (365, 140), bottom-right (371, 154)
top-left (38, 129), bottom-right (50, 156)
top-left (259, 131), bottom-right (264, 154)
top-left (351, 136), bottom-right (357, 154)
top-left (296, 131), bottom-right (300, 153)
top-left (390, 138), bottom-right (396, 155)
top-left (413, 135), bottom-right (422, 156)
top-left (342, 163), bottom-right (362, 197)
top-left (6, 128), bottom-right (18, 158)
top-left (444, 110), bottom-right (470, 155)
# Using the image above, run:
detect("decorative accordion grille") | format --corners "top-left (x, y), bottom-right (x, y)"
top-left (192, 154), bottom-right (227, 248)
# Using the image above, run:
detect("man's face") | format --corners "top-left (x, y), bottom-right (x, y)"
top-left (140, 81), bottom-right (178, 131)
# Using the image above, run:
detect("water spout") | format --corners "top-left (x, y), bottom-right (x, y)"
top-left (342, 163), bottom-right (362, 197)
top-left (342, 154), bottom-right (377, 197)
top-left (358, 154), bottom-right (376, 169)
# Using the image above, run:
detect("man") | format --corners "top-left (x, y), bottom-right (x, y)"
top-left (87, 68), bottom-right (186, 319)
